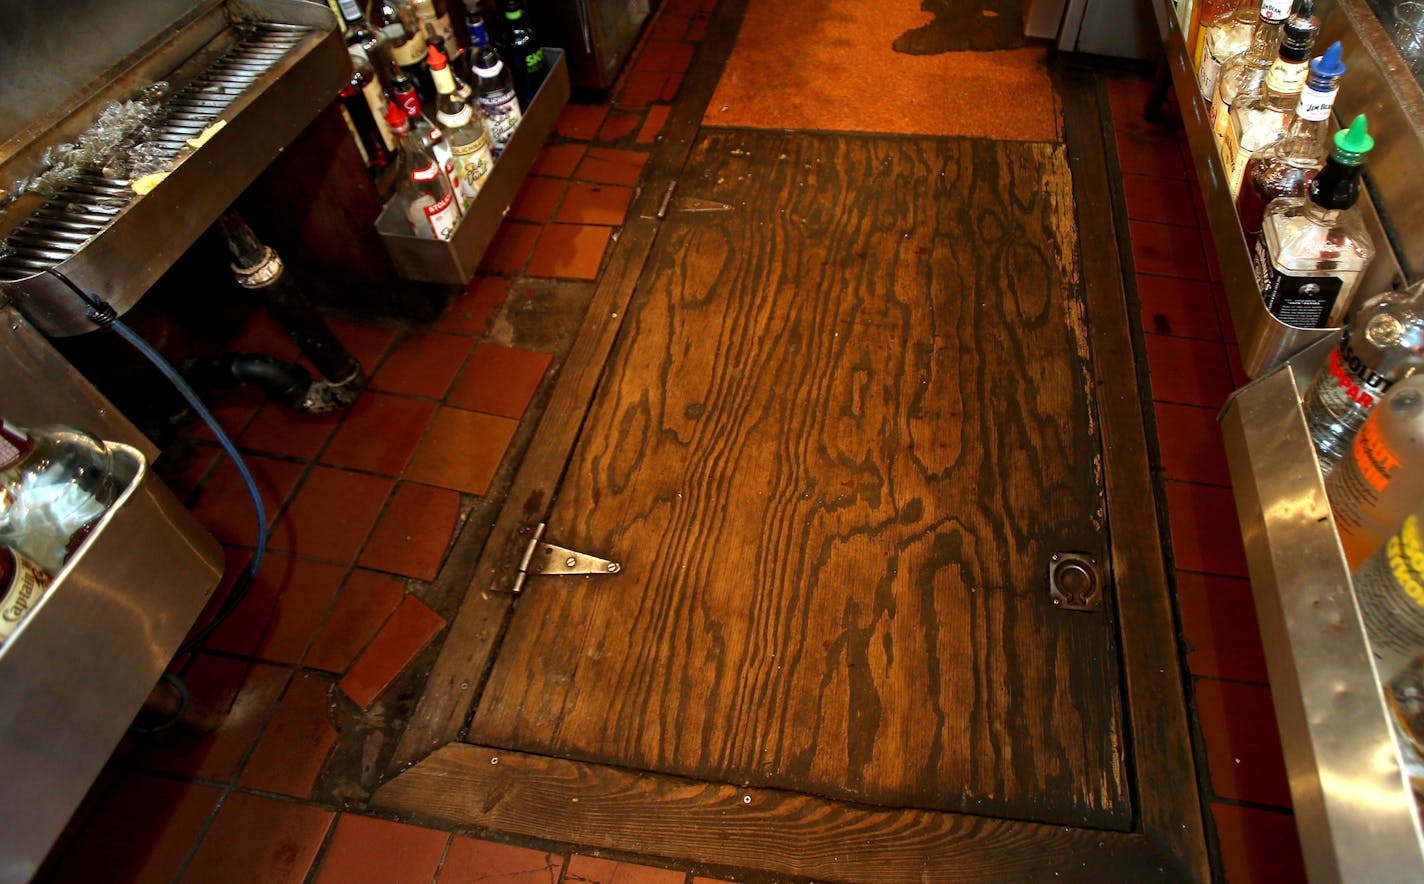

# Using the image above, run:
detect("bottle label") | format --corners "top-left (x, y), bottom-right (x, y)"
top-left (478, 91), bottom-right (522, 153)
top-left (361, 80), bottom-right (397, 151)
top-left (1252, 238), bottom-right (1345, 328)
top-left (1265, 59), bottom-right (1309, 95)
top-left (1260, 0), bottom-right (1292, 21)
top-left (0, 547), bottom-right (50, 643)
top-left (1198, 34), bottom-right (1225, 99)
top-left (450, 135), bottom-right (494, 206)
top-left (524, 48), bottom-right (547, 75)
top-left (391, 37), bottom-right (426, 67)
top-left (1296, 84), bottom-right (1338, 122)
top-left (0, 421), bottom-right (25, 470)
top-left (468, 17), bottom-right (490, 47)
top-left (396, 89), bottom-right (421, 118)
top-left (1209, 83), bottom-right (1231, 141)
top-left (1329, 336), bottom-right (1396, 411)
top-left (419, 191), bottom-right (460, 239)
top-left (1222, 119), bottom-right (1246, 198)
top-left (1355, 515), bottom-right (1424, 681)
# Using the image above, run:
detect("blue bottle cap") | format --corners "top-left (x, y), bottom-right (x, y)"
top-left (1310, 41), bottom-right (1346, 81)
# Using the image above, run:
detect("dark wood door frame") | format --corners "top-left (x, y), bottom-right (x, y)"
top-left (376, 1), bottom-right (1207, 876)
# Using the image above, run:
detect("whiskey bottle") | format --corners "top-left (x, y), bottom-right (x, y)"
top-left (385, 101), bottom-right (462, 240)
top-left (1210, 0), bottom-right (1300, 145)
top-left (1252, 115), bottom-right (1374, 329)
top-left (1221, 14), bottom-right (1322, 198)
top-left (1198, 0), bottom-right (1259, 100)
top-left (1235, 41), bottom-right (1346, 246)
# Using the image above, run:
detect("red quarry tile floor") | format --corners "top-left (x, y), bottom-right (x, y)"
top-left (51, 17), bottom-right (1311, 884)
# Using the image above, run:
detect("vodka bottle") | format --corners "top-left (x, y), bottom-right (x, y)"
top-left (0, 421), bottom-right (118, 573)
top-left (1198, 0), bottom-right (1259, 100)
top-left (391, 63), bottom-right (454, 187)
top-left (0, 545), bottom-right (51, 646)
top-left (464, 2), bottom-right (492, 49)
top-left (1235, 41), bottom-right (1346, 246)
top-left (1221, 14), bottom-right (1322, 198)
top-left (498, 0), bottom-right (550, 107)
top-left (472, 45), bottom-right (523, 156)
top-left (1210, 0), bottom-right (1299, 145)
top-left (1253, 115), bottom-right (1374, 329)
top-left (1327, 374), bottom-right (1424, 570)
top-left (429, 44), bottom-right (494, 211)
top-left (385, 102), bottom-right (462, 240)
top-left (1350, 505), bottom-right (1424, 680)
top-left (1302, 281), bottom-right (1424, 472)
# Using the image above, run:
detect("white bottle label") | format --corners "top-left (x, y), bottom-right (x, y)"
top-left (362, 80), bottom-right (396, 150)
top-left (1260, 0), bottom-right (1292, 21)
top-left (1209, 82), bottom-right (1232, 144)
top-left (0, 423), bottom-right (22, 469)
top-left (1297, 84), bottom-right (1337, 122)
top-left (449, 135), bottom-right (494, 209)
top-left (1198, 50), bottom-right (1224, 101)
top-left (415, 190), bottom-right (460, 240)
top-left (0, 548), bottom-right (50, 643)
top-left (479, 91), bottom-right (522, 154)
top-left (1265, 59), bottom-right (1309, 94)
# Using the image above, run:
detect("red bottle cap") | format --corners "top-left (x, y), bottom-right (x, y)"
top-left (426, 44), bottom-right (448, 70)
top-left (384, 100), bottom-right (409, 134)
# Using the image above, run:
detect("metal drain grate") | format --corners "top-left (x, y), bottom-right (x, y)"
top-left (0, 23), bottom-right (311, 282)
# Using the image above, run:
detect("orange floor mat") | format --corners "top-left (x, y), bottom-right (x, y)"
top-left (705, 0), bottom-right (1062, 142)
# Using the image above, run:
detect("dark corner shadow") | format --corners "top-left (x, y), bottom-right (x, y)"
top-left (893, 0), bottom-right (1029, 55)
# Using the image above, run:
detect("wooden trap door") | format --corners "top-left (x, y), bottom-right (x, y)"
top-left (469, 130), bottom-right (1130, 829)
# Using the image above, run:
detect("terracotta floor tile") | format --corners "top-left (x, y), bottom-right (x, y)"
top-left (1212, 284), bottom-right (1238, 343)
top-left (1153, 402), bottom-right (1231, 485)
top-left (305, 569), bottom-right (405, 673)
top-left (575, 147), bottom-right (650, 186)
top-left (321, 393), bottom-right (437, 476)
top-left (314, 815), bottom-right (449, 884)
top-left (1165, 480), bottom-right (1250, 578)
top-left (599, 111), bottom-right (644, 142)
top-left (530, 143), bottom-right (588, 178)
top-left (206, 552), bottom-right (345, 662)
top-left (526, 224), bottom-right (613, 280)
top-left (338, 595), bottom-right (445, 709)
top-left (239, 403), bottom-right (341, 460)
top-left (1136, 274), bottom-right (1221, 340)
top-left (189, 454), bottom-right (304, 549)
top-left (47, 773), bottom-right (222, 884)
top-left (1114, 129), bottom-right (1188, 179)
top-left (360, 482), bottom-right (462, 581)
top-left (180, 792), bottom-right (333, 884)
top-left (557, 183), bottom-right (635, 227)
top-left (373, 332), bottom-right (474, 400)
top-left (1195, 679), bottom-right (1292, 807)
top-left (324, 317), bottom-right (398, 375)
top-left (447, 345), bottom-right (553, 419)
top-left (636, 40), bottom-right (695, 73)
top-left (227, 309), bottom-right (302, 362)
top-left (1129, 219), bottom-right (1209, 280)
top-left (129, 656), bottom-right (289, 783)
top-left (238, 671), bottom-right (338, 798)
top-left (478, 221), bottom-right (542, 275)
top-left (650, 12), bottom-right (691, 40)
top-left (436, 276), bottom-right (512, 337)
top-left (638, 105), bottom-right (672, 143)
top-left (405, 407), bottom-right (519, 495)
top-left (1143, 335), bottom-right (1235, 408)
top-left (439, 837), bottom-right (566, 884)
top-left (1177, 570), bottom-right (1270, 683)
top-left (620, 70), bottom-right (682, 108)
top-left (564, 855), bottom-right (686, 884)
top-left (269, 466), bottom-right (395, 563)
top-left (1211, 802), bottom-right (1306, 883)
top-left (556, 103), bottom-right (610, 140)
top-left (508, 176), bottom-right (568, 223)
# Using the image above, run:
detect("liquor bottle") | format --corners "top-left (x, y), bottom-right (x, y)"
top-left (429, 44), bottom-right (495, 211)
top-left (410, 0), bottom-right (460, 50)
top-left (1301, 280), bottom-right (1424, 471)
top-left (372, 0), bottom-right (428, 89)
top-left (0, 421), bottom-right (119, 574)
top-left (338, 73), bottom-right (394, 169)
top-left (428, 34), bottom-right (475, 104)
top-left (472, 45), bottom-right (523, 156)
top-left (1210, 0), bottom-right (1300, 145)
top-left (385, 101), bottom-right (462, 239)
top-left (1198, 0), bottom-right (1281, 101)
top-left (464, 1), bottom-right (492, 49)
top-left (1252, 114), bottom-right (1374, 329)
top-left (1193, 0), bottom-right (1243, 64)
top-left (1221, 14), bottom-right (1322, 198)
top-left (499, 0), bottom-right (550, 108)
top-left (335, 0), bottom-right (395, 89)
top-left (347, 49), bottom-right (398, 155)
top-left (0, 544), bottom-right (50, 646)
top-left (1327, 374), bottom-right (1424, 570)
top-left (391, 62), bottom-right (454, 185)
top-left (1235, 41), bottom-right (1346, 245)
top-left (1384, 654), bottom-right (1424, 805)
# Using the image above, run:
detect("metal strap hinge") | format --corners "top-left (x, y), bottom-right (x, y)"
top-left (510, 522), bottom-right (622, 594)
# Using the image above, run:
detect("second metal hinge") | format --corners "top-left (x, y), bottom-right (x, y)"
top-left (511, 522), bottom-right (622, 594)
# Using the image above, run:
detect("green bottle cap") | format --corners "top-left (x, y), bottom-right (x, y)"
top-left (1333, 114), bottom-right (1374, 163)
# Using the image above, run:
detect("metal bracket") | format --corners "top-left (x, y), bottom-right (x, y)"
top-left (1048, 551), bottom-right (1103, 612)
top-left (510, 522), bottom-right (621, 594)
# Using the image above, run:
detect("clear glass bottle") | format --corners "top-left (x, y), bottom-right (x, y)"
top-left (1221, 15), bottom-right (1322, 198)
top-left (1253, 114), bottom-right (1375, 329)
top-left (0, 421), bottom-right (118, 574)
top-left (472, 45), bottom-right (523, 156)
top-left (1198, 0), bottom-right (1261, 100)
top-left (391, 62), bottom-right (454, 187)
top-left (385, 101), bottom-right (462, 240)
top-left (1302, 280), bottom-right (1424, 471)
top-left (1235, 41), bottom-right (1346, 246)
top-left (347, 49), bottom-right (397, 155)
top-left (372, 0), bottom-right (427, 84)
top-left (429, 44), bottom-right (495, 211)
top-left (1193, 0), bottom-right (1243, 61)
top-left (1210, 0), bottom-right (1300, 145)
top-left (335, 0), bottom-right (396, 90)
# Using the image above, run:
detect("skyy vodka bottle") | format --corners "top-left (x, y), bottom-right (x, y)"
top-left (1302, 280), bottom-right (1424, 471)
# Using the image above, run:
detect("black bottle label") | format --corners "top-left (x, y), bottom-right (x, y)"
top-left (1252, 238), bottom-right (1344, 328)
